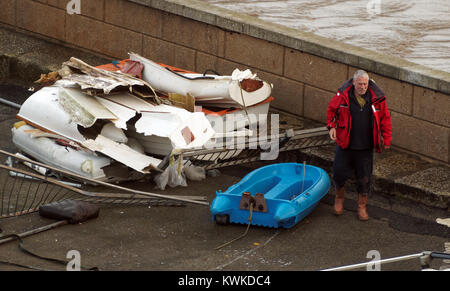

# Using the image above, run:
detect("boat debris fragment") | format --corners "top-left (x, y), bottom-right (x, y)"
top-left (130, 52), bottom-right (273, 108)
top-left (11, 53), bottom-right (275, 186)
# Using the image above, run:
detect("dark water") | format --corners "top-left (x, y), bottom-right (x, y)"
top-left (203, 0), bottom-right (450, 73)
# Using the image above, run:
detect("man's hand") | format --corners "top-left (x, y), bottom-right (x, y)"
top-left (383, 144), bottom-right (390, 150)
top-left (329, 128), bottom-right (336, 141)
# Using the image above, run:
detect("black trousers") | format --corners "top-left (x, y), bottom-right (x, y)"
top-left (332, 146), bottom-right (374, 194)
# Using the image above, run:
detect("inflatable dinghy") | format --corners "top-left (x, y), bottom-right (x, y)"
top-left (210, 163), bottom-right (330, 228)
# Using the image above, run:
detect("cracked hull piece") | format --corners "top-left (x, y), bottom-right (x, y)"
top-left (81, 135), bottom-right (161, 174)
top-left (130, 53), bottom-right (273, 107)
top-left (16, 86), bottom-right (163, 176)
top-left (17, 86), bottom-right (86, 143)
top-left (12, 124), bottom-right (111, 180)
top-left (58, 87), bottom-right (117, 128)
top-left (56, 57), bottom-right (151, 95)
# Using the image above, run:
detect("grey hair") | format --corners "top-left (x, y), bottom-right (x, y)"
top-left (353, 70), bottom-right (369, 80)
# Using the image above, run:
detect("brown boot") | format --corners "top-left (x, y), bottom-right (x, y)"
top-left (333, 186), bottom-right (345, 215)
top-left (357, 194), bottom-right (369, 221)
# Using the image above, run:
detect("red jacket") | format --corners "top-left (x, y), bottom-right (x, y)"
top-left (326, 79), bottom-right (392, 152)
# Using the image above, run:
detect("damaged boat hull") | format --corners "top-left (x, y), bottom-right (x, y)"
top-left (130, 53), bottom-right (272, 107)
top-left (126, 97), bottom-right (272, 157)
top-left (210, 163), bottom-right (331, 229)
top-left (16, 86), bottom-right (86, 143)
top-left (12, 123), bottom-right (111, 181)
top-left (16, 86), bottom-right (163, 174)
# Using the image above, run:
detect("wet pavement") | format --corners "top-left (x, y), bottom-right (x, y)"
top-left (0, 28), bottom-right (448, 273)
top-left (0, 80), bottom-right (448, 273)
top-left (0, 167), bottom-right (448, 272)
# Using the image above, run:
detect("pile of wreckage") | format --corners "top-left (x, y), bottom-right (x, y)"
top-left (11, 53), bottom-right (274, 189)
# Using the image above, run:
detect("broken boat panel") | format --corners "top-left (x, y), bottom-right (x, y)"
top-left (204, 96), bottom-right (274, 132)
top-left (94, 96), bottom-right (136, 130)
top-left (59, 87), bottom-right (118, 128)
top-left (12, 123), bottom-right (111, 180)
top-left (16, 86), bottom-right (164, 177)
top-left (136, 105), bottom-right (214, 146)
top-left (125, 130), bottom-right (173, 156)
top-left (81, 135), bottom-right (161, 174)
top-left (129, 53), bottom-right (273, 107)
top-left (128, 110), bottom-right (215, 156)
top-left (100, 92), bottom-right (156, 113)
top-left (57, 57), bottom-right (152, 95)
top-left (13, 55), bottom-right (279, 184)
top-left (16, 86), bottom-right (86, 143)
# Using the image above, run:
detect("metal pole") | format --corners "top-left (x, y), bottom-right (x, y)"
top-left (0, 220), bottom-right (68, 245)
top-left (0, 97), bottom-right (21, 110)
top-left (321, 252), bottom-right (425, 271)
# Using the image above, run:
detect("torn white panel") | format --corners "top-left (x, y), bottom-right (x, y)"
top-left (130, 53), bottom-right (230, 100)
top-left (231, 68), bottom-right (256, 81)
top-left (135, 104), bottom-right (215, 149)
top-left (56, 57), bottom-right (150, 94)
top-left (101, 93), bottom-right (156, 113)
top-left (81, 135), bottom-right (161, 174)
top-left (169, 113), bottom-right (215, 149)
top-left (17, 86), bottom-right (86, 143)
top-left (95, 96), bottom-right (136, 130)
top-left (126, 138), bottom-right (145, 154)
top-left (12, 124), bottom-right (111, 180)
top-left (55, 74), bottom-right (127, 94)
top-left (128, 134), bottom-right (173, 156)
top-left (130, 52), bottom-right (272, 107)
top-left (23, 128), bottom-right (68, 140)
top-left (59, 87), bottom-right (117, 128)
top-left (228, 79), bottom-right (272, 107)
top-left (135, 103), bottom-right (189, 137)
top-left (136, 111), bottom-right (182, 138)
top-left (205, 98), bottom-right (271, 131)
top-left (100, 123), bottom-right (128, 143)
top-left (436, 218), bottom-right (450, 227)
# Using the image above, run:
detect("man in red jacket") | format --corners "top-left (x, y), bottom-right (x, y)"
top-left (326, 70), bottom-right (392, 220)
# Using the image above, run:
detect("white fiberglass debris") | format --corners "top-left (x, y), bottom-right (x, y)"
top-left (81, 135), bottom-right (161, 174)
top-left (95, 96), bottom-right (136, 130)
top-left (134, 104), bottom-right (215, 149)
top-left (12, 124), bottom-right (111, 180)
top-left (126, 137), bottom-right (145, 154)
top-left (17, 86), bottom-right (86, 143)
top-left (100, 123), bottom-right (128, 144)
top-left (101, 92), bottom-right (156, 113)
top-left (436, 218), bottom-right (450, 227)
top-left (231, 68), bottom-right (256, 81)
top-left (59, 87), bottom-right (117, 128)
top-left (56, 57), bottom-right (150, 94)
top-left (129, 52), bottom-right (272, 107)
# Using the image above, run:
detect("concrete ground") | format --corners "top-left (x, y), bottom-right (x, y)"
top-left (0, 168), bottom-right (448, 272)
top-left (0, 90), bottom-right (448, 272)
top-left (0, 27), bottom-right (449, 274)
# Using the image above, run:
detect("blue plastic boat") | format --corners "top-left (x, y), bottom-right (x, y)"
top-left (210, 163), bottom-right (331, 228)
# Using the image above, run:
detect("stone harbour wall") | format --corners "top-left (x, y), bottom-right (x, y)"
top-left (0, 0), bottom-right (449, 164)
